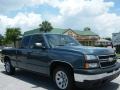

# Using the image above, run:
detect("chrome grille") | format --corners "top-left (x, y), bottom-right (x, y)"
top-left (98, 55), bottom-right (117, 68)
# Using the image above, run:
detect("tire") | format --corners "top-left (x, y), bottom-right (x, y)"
top-left (53, 66), bottom-right (74, 90)
top-left (4, 60), bottom-right (15, 75)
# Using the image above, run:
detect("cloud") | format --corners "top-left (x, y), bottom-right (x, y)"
top-left (0, 0), bottom-right (61, 13)
top-left (0, 12), bottom-right (42, 34)
top-left (49, 0), bottom-right (120, 37)
top-left (0, 0), bottom-right (27, 13)
top-left (0, 0), bottom-right (120, 37)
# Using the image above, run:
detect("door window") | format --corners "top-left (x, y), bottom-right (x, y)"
top-left (30, 35), bottom-right (45, 49)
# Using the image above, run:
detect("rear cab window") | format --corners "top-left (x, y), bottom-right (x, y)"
top-left (21, 36), bottom-right (31, 49)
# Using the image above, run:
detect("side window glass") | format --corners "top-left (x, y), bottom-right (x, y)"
top-left (21, 36), bottom-right (31, 49)
top-left (30, 35), bottom-right (44, 49)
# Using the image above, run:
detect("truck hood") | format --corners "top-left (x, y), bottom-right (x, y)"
top-left (55, 46), bottom-right (115, 55)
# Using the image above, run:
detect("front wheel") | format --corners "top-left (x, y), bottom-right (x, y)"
top-left (4, 60), bottom-right (15, 75)
top-left (53, 67), bottom-right (74, 90)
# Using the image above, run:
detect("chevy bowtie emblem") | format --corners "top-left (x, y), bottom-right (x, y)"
top-left (108, 58), bottom-right (113, 62)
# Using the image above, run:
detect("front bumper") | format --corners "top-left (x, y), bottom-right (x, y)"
top-left (74, 63), bottom-right (120, 82)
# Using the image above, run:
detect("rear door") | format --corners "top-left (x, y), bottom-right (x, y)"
top-left (17, 35), bottom-right (31, 69)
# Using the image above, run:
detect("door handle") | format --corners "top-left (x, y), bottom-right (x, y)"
top-left (27, 51), bottom-right (33, 53)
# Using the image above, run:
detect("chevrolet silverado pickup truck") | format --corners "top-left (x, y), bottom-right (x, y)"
top-left (1, 34), bottom-right (120, 90)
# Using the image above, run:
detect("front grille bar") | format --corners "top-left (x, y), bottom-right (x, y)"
top-left (97, 54), bottom-right (117, 68)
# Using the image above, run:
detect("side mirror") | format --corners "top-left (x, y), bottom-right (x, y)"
top-left (34, 43), bottom-right (45, 49)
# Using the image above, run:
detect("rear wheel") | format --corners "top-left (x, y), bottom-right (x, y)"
top-left (53, 67), bottom-right (74, 90)
top-left (4, 60), bottom-right (15, 75)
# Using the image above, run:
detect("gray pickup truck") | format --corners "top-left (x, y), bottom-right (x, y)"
top-left (1, 34), bottom-right (120, 90)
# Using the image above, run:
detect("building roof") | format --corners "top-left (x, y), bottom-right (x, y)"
top-left (97, 38), bottom-right (111, 42)
top-left (74, 30), bottom-right (98, 36)
top-left (24, 28), bottom-right (98, 36)
top-left (24, 28), bottom-right (66, 36)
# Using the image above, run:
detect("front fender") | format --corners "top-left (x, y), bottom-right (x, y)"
top-left (48, 49), bottom-right (85, 69)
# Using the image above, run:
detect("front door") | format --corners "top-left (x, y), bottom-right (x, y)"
top-left (26, 35), bottom-right (49, 74)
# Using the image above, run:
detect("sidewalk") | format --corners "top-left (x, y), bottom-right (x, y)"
top-left (0, 62), bottom-right (3, 65)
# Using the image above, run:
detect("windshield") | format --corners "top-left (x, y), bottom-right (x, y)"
top-left (45, 34), bottom-right (81, 48)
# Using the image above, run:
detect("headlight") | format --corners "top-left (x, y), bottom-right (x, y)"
top-left (86, 55), bottom-right (98, 60)
top-left (84, 63), bottom-right (99, 68)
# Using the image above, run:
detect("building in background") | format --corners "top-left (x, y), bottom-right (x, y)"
top-left (112, 32), bottom-right (120, 53)
top-left (112, 33), bottom-right (120, 46)
top-left (95, 38), bottom-right (111, 47)
top-left (64, 29), bottom-right (100, 46)
top-left (24, 28), bottom-right (100, 46)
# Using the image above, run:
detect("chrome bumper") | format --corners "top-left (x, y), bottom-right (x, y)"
top-left (74, 68), bottom-right (120, 82)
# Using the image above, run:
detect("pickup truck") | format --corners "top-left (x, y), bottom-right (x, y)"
top-left (1, 33), bottom-right (120, 90)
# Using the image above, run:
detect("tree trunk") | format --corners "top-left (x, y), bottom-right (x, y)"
top-left (13, 40), bottom-right (16, 48)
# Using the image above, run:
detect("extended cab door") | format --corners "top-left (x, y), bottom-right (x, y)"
top-left (26, 34), bottom-right (49, 74)
top-left (17, 35), bottom-right (32, 69)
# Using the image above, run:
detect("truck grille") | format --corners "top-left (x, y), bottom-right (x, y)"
top-left (98, 55), bottom-right (117, 68)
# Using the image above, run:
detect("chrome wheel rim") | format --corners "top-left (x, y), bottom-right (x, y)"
top-left (5, 62), bottom-right (10, 72)
top-left (55, 71), bottom-right (68, 89)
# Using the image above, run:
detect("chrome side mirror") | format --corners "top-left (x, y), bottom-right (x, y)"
top-left (35, 43), bottom-right (42, 47)
top-left (34, 43), bottom-right (46, 49)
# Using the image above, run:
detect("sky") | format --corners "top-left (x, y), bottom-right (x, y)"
top-left (0, 0), bottom-right (120, 37)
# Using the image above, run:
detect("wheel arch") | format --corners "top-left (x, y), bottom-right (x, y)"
top-left (50, 60), bottom-right (74, 79)
top-left (3, 56), bottom-right (10, 62)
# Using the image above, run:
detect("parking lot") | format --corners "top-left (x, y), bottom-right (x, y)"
top-left (0, 62), bottom-right (119, 90)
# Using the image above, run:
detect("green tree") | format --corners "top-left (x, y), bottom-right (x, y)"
top-left (5, 27), bottom-right (21, 47)
top-left (39, 21), bottom-right (53, 33)
top-left (0, 34), bottom-right (3, 46)
top-left (84, 27), bottom-right (91, 31)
